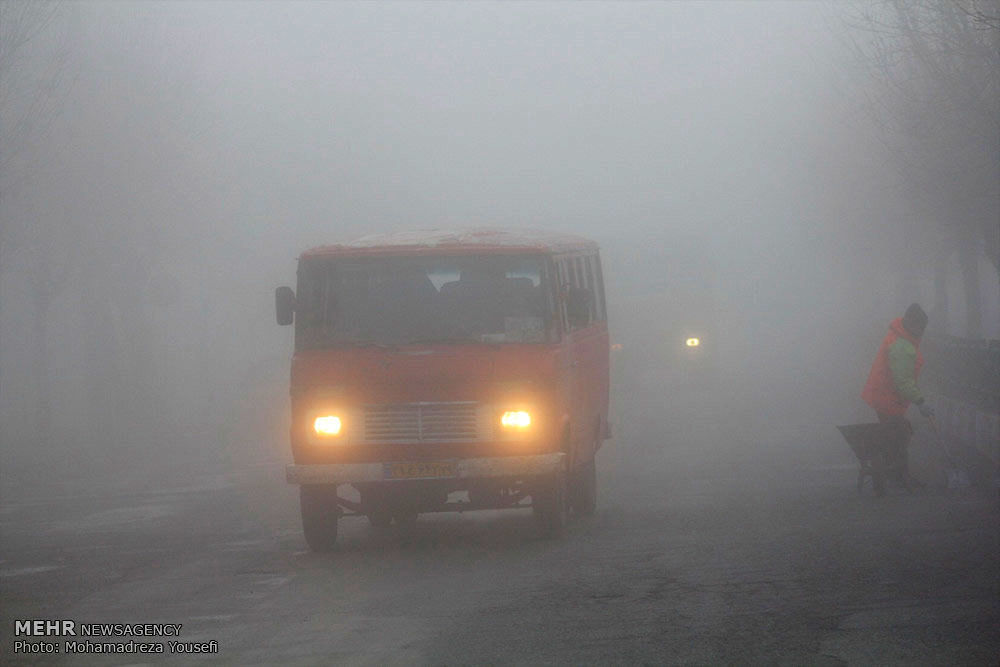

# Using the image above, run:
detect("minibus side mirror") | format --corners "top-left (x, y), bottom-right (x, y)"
top-left (275, 286), bottom-right (295, 325)
top-left (566, 286), bottom-right (593, 328)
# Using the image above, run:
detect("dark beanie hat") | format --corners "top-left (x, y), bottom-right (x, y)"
top-left (902, 303), bottom-right (928, 338)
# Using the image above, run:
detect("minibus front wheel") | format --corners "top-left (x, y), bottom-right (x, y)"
top-left (367, 509), bottom-right (393, 530)
top-left (533, 471), bottom-right (568, 536)
top-left (572, 457), bottom-right (597, 517)
top-left (393, 510), bottom-right (419, 529)
top-left (300, 484), bottom-right (340, 552)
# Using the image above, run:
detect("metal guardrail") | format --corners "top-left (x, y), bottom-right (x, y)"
top-left (923, 336), bottom-right (999, 484)
top-left (930, 395), bottom-right (1000, 469)
top-left (924, 336), bottom-right (1000, 414)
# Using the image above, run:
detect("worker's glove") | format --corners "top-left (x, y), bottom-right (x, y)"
top-left (916, 401), bottom-right (934, 418)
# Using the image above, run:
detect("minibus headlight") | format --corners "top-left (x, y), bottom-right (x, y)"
top-left (685, 337), bottom-right (701, 348)
top-left (313, 415), bottom-right (343, 437)
top-left (500, 410), bottom-right (532, 429)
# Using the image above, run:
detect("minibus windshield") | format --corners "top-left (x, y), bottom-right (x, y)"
top-left (295, 255), bottom-right (553, 348)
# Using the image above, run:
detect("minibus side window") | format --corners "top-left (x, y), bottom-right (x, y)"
top-left (592, 253), bottom-right (607, 321)
top-left (547, 259), bottom-right (563, 341)
top-left (583, 254), bottom-right (598, 323)
top-left (582, 254), bottom-right (606, 322)
top-left (573, 256), bottom-right (587, 322)
top-left (556, 259), bottom-right (569, 333)
top-left (564, 254), bottom-right (596, 331)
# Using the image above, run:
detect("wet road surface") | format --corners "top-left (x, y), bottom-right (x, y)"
top-left (2, 387), bottom-right (998, 665)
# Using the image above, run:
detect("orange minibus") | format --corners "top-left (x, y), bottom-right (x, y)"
top-left (276, 229), bottom-right (610, 550)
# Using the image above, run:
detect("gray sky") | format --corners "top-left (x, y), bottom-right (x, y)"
top-left (51, 1), bottom-right (851, 246)
top-left (3, 1), bottom-right (953, 481)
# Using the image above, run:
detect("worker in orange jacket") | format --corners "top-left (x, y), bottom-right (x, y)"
top-left (862, 303), bottom-right (932, 492)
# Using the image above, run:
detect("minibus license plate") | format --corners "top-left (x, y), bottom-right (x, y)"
top-left (384, 461), bottom-right (456, 480)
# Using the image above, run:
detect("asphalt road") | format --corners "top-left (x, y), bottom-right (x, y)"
top-left (2, 382), bottom-right (998, 665)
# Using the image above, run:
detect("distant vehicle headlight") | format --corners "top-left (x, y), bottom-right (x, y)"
top-left (313, 415), bottom-right (343, 436)
top-left (500, 410), bottom-right (531, 429)
top-left (685, 337), bottom-right (701, 348)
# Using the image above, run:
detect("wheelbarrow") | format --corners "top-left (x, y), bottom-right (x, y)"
top-left (836, 422), bottom-right (910, 496)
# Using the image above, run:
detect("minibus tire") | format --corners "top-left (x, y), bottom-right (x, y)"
top-left (368, 510), bottom-right (392, 530)
top-left (300, 485), bottom-right (339, 552)
top-left (393, 510), bottom-right (418, 529)
top-left (573, 458), bottom-right (597, 516)
top-left (533, 472), bottom-right (568, 536)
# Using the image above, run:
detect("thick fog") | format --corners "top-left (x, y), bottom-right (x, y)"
top-left (1, 1), bottom-right (997, 496)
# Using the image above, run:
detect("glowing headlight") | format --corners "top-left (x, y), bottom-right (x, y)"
top-left (685, 338), bottom-right (701, 348)
top-left (313, 415), bottom-right (343, 436)
top-left (501, 411), bottom-right (531, 429)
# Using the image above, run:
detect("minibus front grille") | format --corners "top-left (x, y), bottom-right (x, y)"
top-left (363, 402), bottom-right (479, 443)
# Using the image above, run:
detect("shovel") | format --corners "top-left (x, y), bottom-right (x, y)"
top-left (927, 416), bottom-right (970, 491)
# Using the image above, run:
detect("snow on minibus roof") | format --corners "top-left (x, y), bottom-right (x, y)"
top-left (300, 228), bottom-right (598, 259)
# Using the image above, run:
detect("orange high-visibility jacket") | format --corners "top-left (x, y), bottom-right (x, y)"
top-left (862, 317), bottom-right (924, 416)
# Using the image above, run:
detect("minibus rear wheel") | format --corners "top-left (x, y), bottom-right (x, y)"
top-left (300, 484), bottom-right (340, 552)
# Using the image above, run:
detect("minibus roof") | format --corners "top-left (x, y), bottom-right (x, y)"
top-left (301, 228), bottom-right (598, 259)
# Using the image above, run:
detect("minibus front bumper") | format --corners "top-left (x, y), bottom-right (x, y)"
top-left (286, 453), bottom-right (566, 486)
